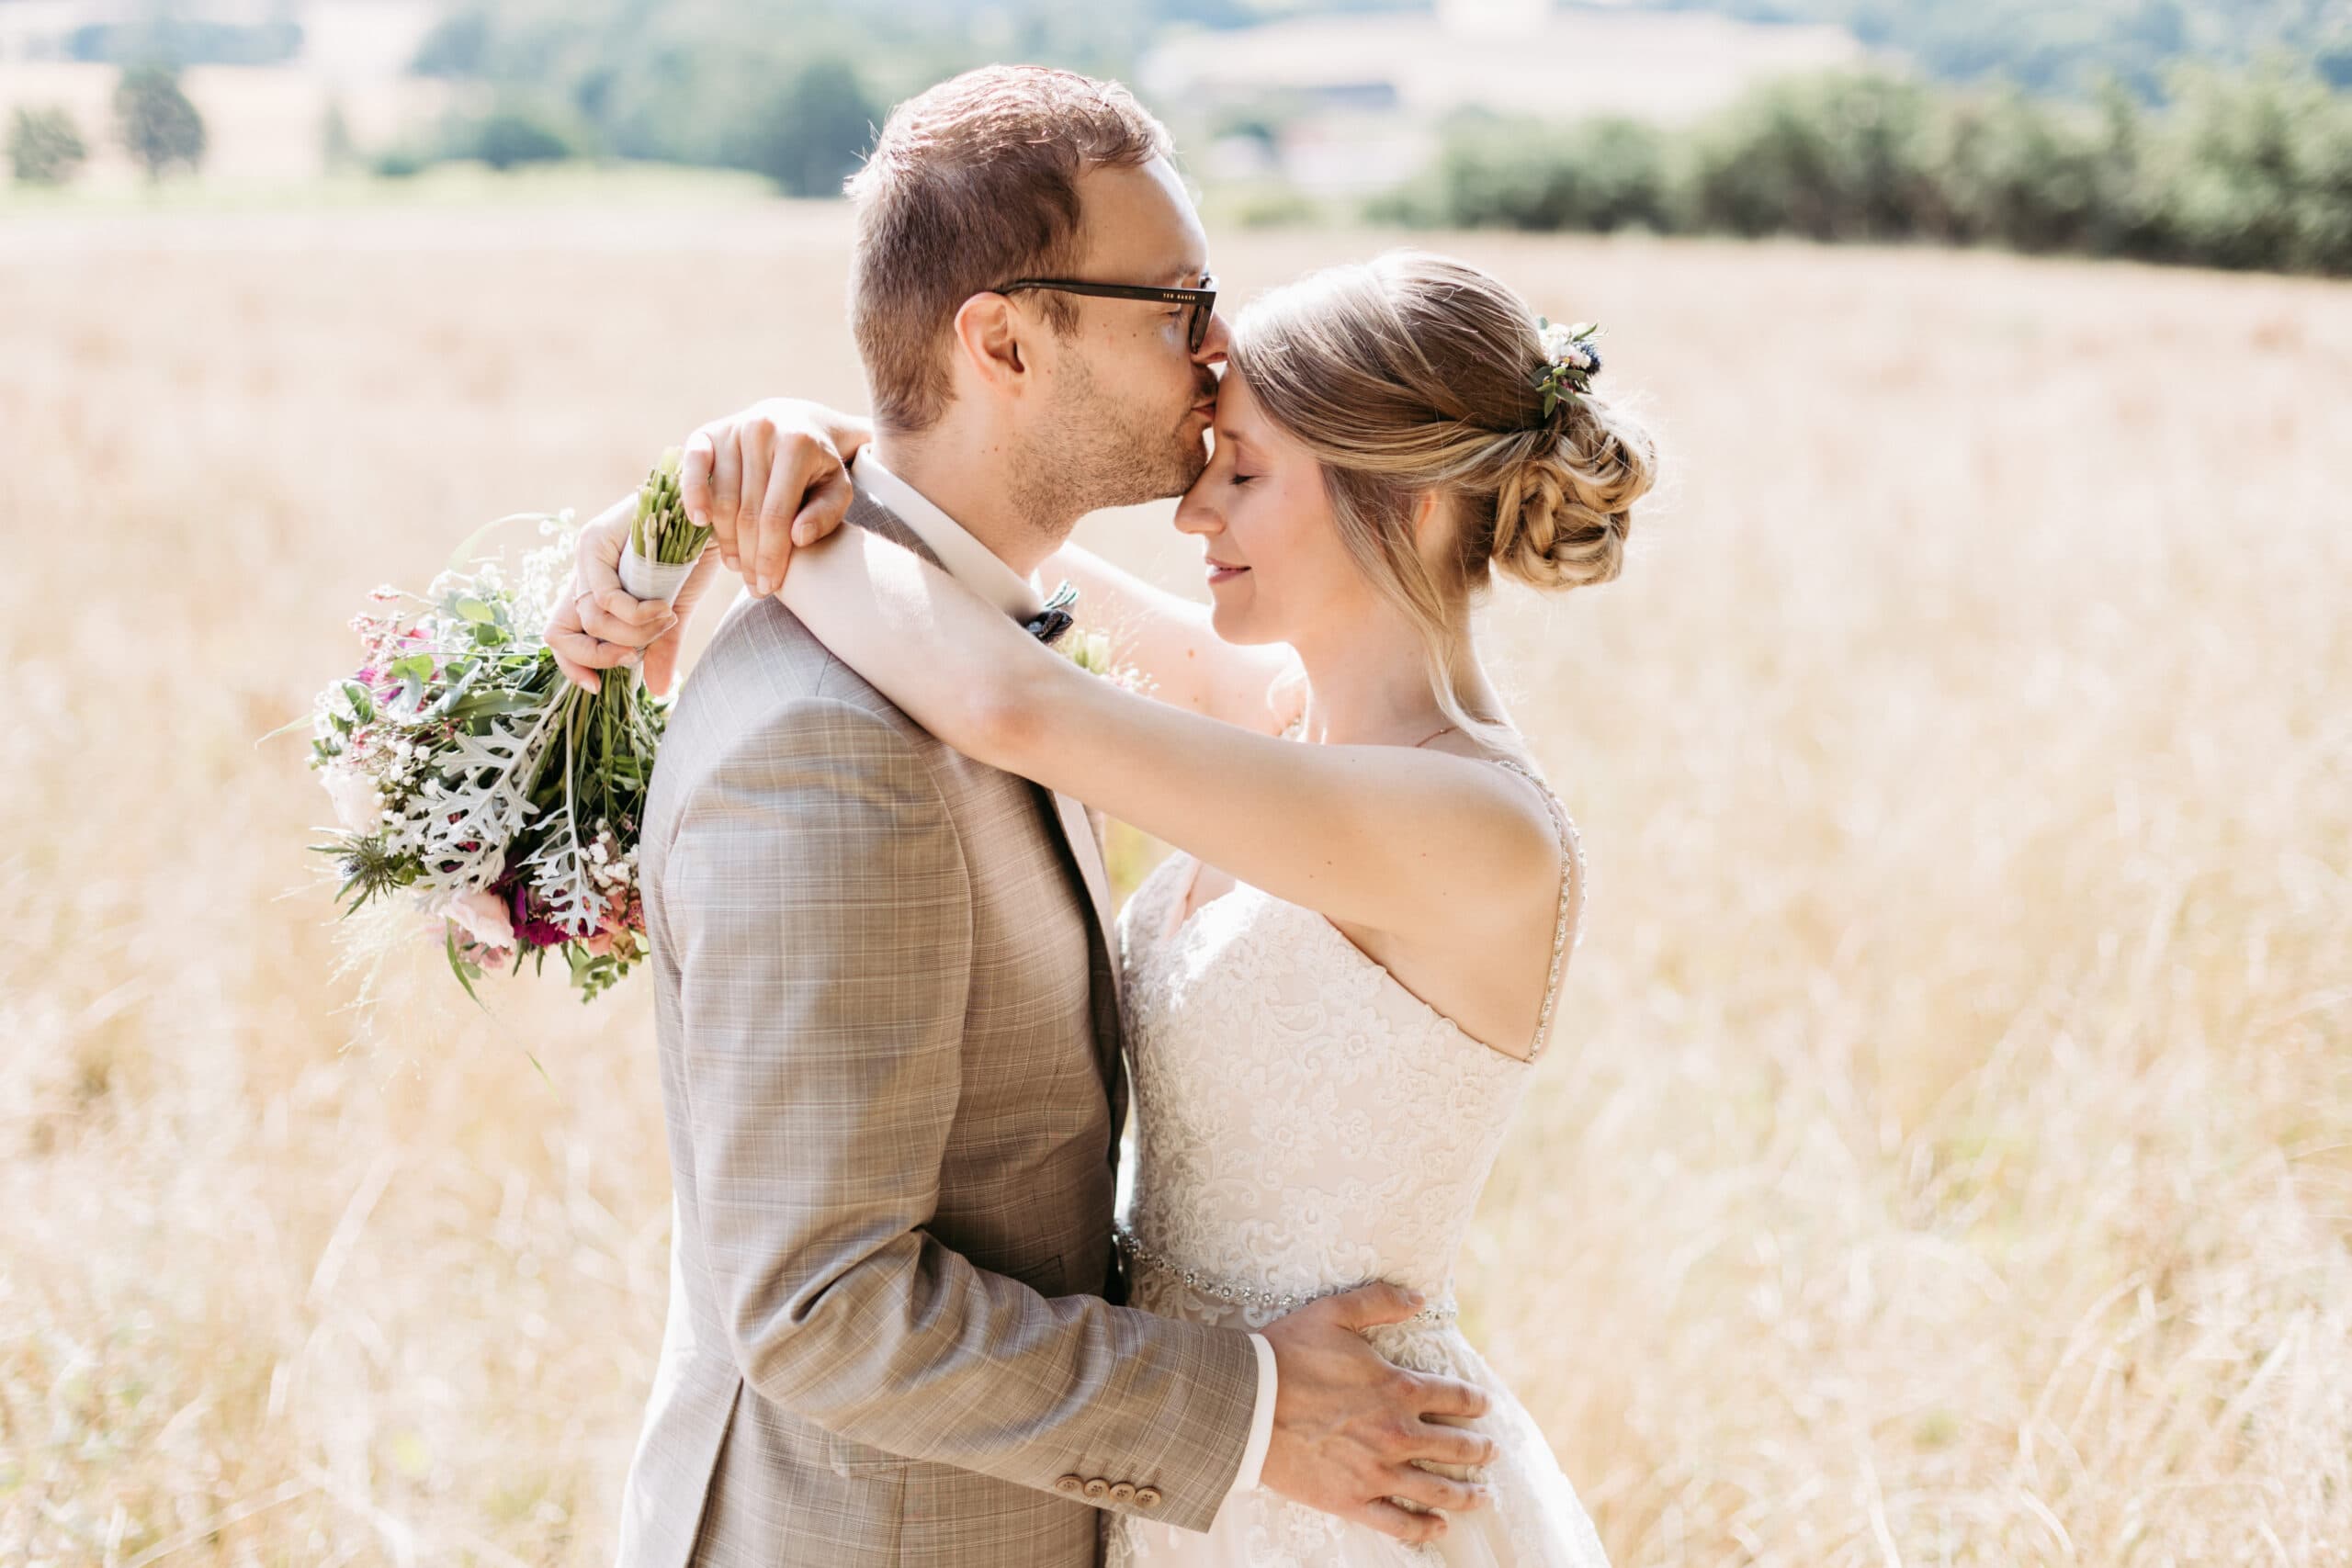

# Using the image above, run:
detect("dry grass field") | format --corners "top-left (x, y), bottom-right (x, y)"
top-left (3, 200), bottom-right (2348, 1567)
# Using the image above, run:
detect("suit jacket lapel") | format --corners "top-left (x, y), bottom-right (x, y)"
top-left (1050, 795), bottom-right (1115, 964)
top-left (845, 495), bottom-right (1127, 1060)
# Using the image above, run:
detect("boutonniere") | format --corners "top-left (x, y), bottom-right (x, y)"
top-left (1023, 580), bottom-right (1080, 646)
top-left (1035, 581), bottom-right (1157, 696)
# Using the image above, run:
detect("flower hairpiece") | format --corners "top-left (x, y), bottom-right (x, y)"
top-left (1532, 318), bottom-right (1603, 418)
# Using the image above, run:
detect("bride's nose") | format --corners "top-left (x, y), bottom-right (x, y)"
top-left (1173, 488), bottom-right (1221, 537)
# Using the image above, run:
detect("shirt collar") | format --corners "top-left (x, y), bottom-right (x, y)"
top-left (853, 453), bottom-right (1046, 623)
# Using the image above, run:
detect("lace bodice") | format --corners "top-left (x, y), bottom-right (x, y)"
top-left (1106, 758), bottom-right (1613, 1568)
top-left (1114, 759), bottom-right (1585, 1323)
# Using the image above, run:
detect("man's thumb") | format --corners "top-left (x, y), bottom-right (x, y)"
top-left (1327, 1281), bottom-right (1427, 1332)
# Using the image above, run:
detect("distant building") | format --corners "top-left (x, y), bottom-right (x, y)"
top-left (0, 3), bottom-right (86, 62)
top-left (1143, 0), bottom-right (1868, 196)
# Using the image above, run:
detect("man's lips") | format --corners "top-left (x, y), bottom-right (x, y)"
top-left (1206, 559), bottom-right (1250, 584)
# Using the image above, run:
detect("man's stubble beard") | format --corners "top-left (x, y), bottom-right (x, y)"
top-left (1009, 349), bottom-right (1210, 549)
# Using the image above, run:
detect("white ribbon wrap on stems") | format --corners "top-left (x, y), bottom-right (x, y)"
top-left (618, 545), bottom-right (698, 606)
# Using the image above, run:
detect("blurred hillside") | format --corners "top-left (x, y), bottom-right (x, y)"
top-left (5, 1), bottom-right (2350, 276)
top-left (1631, 0), bottom-right (2352, 97)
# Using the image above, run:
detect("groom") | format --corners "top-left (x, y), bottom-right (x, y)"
top-left (558, 66), bottom-right (1496, 1567)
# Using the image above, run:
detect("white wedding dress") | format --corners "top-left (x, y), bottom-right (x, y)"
top-left (1106, 754), bottom-right (1611, 1568)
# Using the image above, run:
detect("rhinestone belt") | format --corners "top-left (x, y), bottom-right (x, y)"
top-left (1114, 1224), bottom-right (1460, 1326)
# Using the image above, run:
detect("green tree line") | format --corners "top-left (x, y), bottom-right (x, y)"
top-left (1374, 66), bottom-right (2352, 276)
top-left (390, 0), bottom-right (1248, 195)
top-left (8, 64), bottom-right (208, 186)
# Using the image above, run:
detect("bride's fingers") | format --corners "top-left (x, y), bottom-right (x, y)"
top-left (576, 591), bottom-right (677, 648)
top-left (751, 447), bottom-right (808, 598)
top-left (551, 645), bottom-right (602, 694)
top-left (708, 426), bottom-right (745, 573)
top-left (1354, 1498), bottom-right (1448, 1545)
top-left (587, 575), bottom-right (674, 625)
top-left (733, 419), bottom-right (774, 572)
top-left (679, 428), bottom-right (718, 535)
top-left (547, 620), bottom-right (639, 690)
top-left (789, 460), bottom-right (854, 549)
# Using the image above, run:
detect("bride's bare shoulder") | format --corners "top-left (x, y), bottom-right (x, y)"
top-left (1421, 732), bottom-right (1570, 874)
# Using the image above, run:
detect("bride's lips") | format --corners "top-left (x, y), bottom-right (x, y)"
top-left (1206, 558), bottom-right (1250, 587)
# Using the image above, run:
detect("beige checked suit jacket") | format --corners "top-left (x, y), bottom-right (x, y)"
top-left (616, 496), bottom-right (1262, 1568)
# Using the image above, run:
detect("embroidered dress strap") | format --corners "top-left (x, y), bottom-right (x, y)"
top-left (1485, 756), bottom-right (1585, 1062)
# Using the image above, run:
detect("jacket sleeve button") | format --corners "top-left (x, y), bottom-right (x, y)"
top-left (1135, 1486), bottom-right (1163, 1509)
top-left (1054, 1474), bottom-right (1086, 1495)
top-left (1109, 1482), bottom-right (1137, 1504)
top-left (1082, 1478), bottom-right (1111, 1500)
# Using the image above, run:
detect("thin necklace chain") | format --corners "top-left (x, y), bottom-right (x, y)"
top-left (1283, 716), bottom-right (1458, 750)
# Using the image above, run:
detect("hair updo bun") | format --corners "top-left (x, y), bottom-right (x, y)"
top-left (1490, 389), bottom-right (1658, 594)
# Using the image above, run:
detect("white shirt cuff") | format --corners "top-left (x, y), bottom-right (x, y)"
top-left (1223, 1333), bottom-right (1279, 1506)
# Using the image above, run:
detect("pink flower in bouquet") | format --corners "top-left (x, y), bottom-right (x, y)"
top-left (582, 892), bottom-right (642, 957)
top-left (444, 887), bottom-right (516, 954)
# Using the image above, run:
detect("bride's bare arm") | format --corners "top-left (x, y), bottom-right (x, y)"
top-left (774, 526), bottom-right (1560, 948)
top-left (663, 396), bottom-right (1301, 732)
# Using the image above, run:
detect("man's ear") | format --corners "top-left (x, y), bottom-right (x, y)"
top-left (950, 291), bottom-right (1030, 397)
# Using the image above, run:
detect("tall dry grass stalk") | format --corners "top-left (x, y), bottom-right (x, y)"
top-left (2, 208), bottom-right (2346, 1566)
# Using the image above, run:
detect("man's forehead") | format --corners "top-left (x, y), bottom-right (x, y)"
top-left (1074, 157), bottom-right (1209, 282)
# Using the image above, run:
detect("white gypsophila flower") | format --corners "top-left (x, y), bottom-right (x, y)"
top-left (515, 530), bottom-right (576, 632)
top-left (324, 761), bottom-right (387, 833)
top-left (1539, 320), bottom-right (1595, 372)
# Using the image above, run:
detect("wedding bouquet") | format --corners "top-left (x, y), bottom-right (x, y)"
top-left (307, 451), bottom-right (709, 1003)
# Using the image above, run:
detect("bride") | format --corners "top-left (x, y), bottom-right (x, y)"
top-left (576, 250), bottom-right (1653, 1565)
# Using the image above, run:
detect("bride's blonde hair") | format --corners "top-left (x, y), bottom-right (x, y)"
top-left (1227, 251), bottom-right (1659, 752)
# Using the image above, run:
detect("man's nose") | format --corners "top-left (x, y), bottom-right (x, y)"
top-left (1193, 308), bottom-right (1231, 366)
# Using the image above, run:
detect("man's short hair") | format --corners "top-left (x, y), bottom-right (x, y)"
top-left (847, 65), bottom-right (1174, 433)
